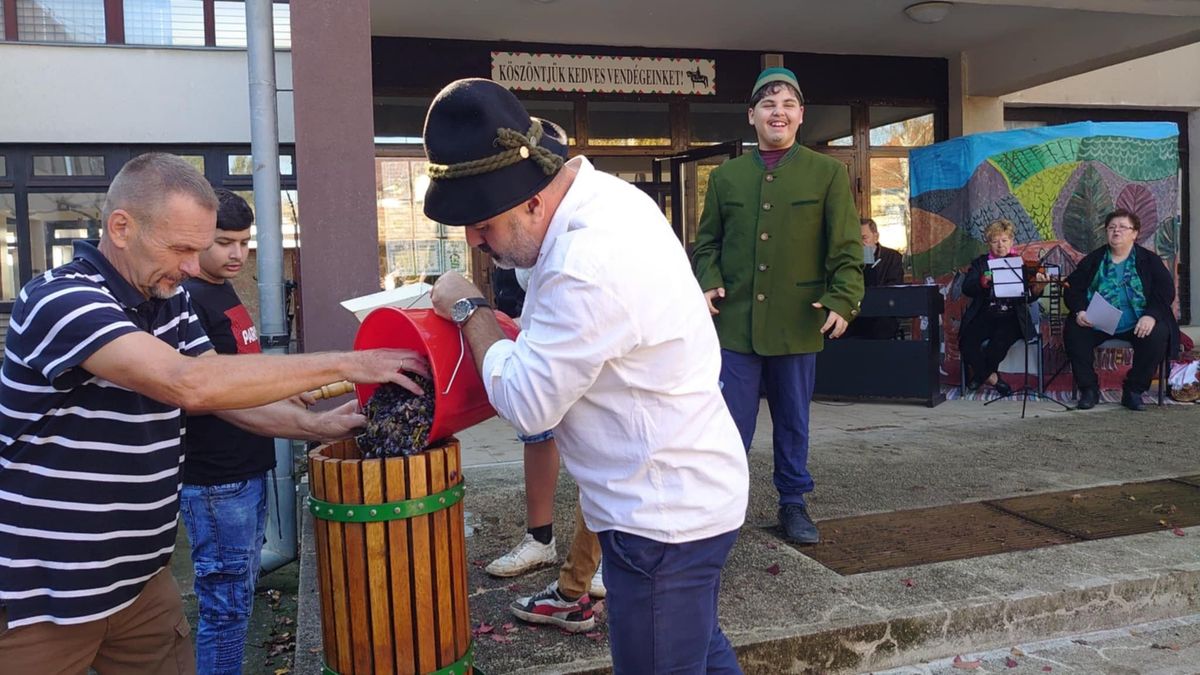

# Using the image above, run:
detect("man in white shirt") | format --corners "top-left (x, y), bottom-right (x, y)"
top-left (425, 78), bottom-right (749, 673)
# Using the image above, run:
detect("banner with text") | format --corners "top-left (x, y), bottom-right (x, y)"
top-left (491, 52), bottom-right (716, 96)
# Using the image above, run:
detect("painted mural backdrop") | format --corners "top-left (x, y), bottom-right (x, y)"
top-left (908, 121), bottom-right (1181, 389)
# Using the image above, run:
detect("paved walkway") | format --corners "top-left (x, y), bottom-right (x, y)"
top-left (296, 396), bottom-right (1200, 674)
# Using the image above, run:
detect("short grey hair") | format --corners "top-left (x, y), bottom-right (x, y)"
top-left (102, 153), bottom-right (218, 226)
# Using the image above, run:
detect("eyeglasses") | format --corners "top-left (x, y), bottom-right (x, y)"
top-left (1106, 225), bottom-right (1135, 232)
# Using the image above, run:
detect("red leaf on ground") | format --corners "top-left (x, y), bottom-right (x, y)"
top-left (901, 578), bottom-right (916, 588)
top-left (471, 559), bottom-right (486, 568)
top-left (765, 564), bottom-right (781, 576)
top-left (489, 634), bottom-right (512, 643)
top-left (1005, 656), bottom-right (1019, 668)
top-left (1172, 527), bottom-right (1186, 537)
top-left (506, 583), bottom-right (522, 592)
top-left (503, 622), bottom-right (517, 633)
top-left (1042, 667), bottom-right (1053, 672)
top-left (473, 622), bottom-right (494, 636)
top-left (765, 542), bottom-right (779, 550)
top-left (592, 600), bottom-right (605, 615)
top-left (952, 655), bottom-right (982, 670)
top-left (585, 631), bottom-right (604, 642)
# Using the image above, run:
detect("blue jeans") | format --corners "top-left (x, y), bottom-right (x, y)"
top-left (719, 349), bottom-right (816, 506)
top-left (598, 529), bottom-right (742, 674)
top-left (180, 475), bottom-right (268, 675)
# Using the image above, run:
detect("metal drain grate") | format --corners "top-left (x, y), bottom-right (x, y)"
top-left (988, 480), bottom-right (1200, 540)
top-left (796, 503), bottom-right (1078, 575)
top-left (790, 478), bottom-right (1200, 575)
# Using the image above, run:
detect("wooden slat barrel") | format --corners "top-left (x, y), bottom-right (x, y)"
top-left (309, 438), bottom-right (473, 675)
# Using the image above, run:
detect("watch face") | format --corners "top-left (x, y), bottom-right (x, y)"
top-left (451, 298), bottom-right (472, 324)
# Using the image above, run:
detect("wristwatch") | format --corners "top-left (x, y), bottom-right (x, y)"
top-left (450, 296), bottom-right (490, 326)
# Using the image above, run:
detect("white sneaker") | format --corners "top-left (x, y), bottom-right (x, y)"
top-left (588, 559), bottom-right (606, 599)
top-left (485, 533), bottom-right (558, 577)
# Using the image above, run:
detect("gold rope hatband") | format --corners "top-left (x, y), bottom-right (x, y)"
top-left (427, 123), bottom-right (564, 180)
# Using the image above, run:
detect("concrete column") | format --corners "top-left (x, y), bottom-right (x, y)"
top-left (949, 52), bottom-right (1005, 137)
top-left (949, 53), bottom-right (966, 138)
top-left (290, 0), bottom-right (379, 352)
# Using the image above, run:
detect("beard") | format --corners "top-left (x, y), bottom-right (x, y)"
top-left (484, 214), bottom-right (541, 269)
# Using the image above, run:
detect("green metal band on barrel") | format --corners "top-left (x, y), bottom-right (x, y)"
top-left (321, 642), bottom-right (473, 675)
top-left (308, 484), bottom-right (465, 523)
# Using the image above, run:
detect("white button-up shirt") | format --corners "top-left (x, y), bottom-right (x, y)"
top-left (482, 157), bottom-right (748, 543)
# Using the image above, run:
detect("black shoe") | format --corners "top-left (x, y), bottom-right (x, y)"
top-left (1121, 388), bottom-right (1146, 411)
top-left (993, 378), bottom-right (1012, 397)
top-left (778, 504), bottom-right (820, 544)
top-left (966, 377), bottom-right (984, 391)
top-left (1077, 387), bottom-right (1100, 410)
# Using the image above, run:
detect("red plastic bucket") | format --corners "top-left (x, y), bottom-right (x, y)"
top-left (353, 307), bottom-right (520, 444)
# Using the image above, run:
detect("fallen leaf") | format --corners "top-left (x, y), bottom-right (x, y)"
top-left (901, 578), bottom-right (916, 588)
top-left (503, 622), bottom-right (517, 633)
top-left (585, 631), bottom-right (604, 642)
top-left (1005, 656), bottom-right (1019, 668)
top-left (1042, 667), bottom-right (1053, 672)
top-left (471, 559), bottom-right (486, 568)
top-left (506, 583), bottom-right (521, 592)
top-left (473, 622), bottom-right (494, 636)
top-left (1010, 647), bottom-right (1025, 657)
top-left (592, 600), bottom-right (606, 615)
top-left (489, 634), bottom-right (512, 643)
top-left (765, 542), bottom-right (779, 550)
top-left (765, 563), bottom-right (781, 576)
top-left (1151, 643), bottom-right (1182, 651)
top-left (274, 669), bottom-right (290, 675)
top-left (952, 654), bottom-right (982, 670)
top-left (1172, 527), bottom-right (1186, 537)
top-left (308, 647), bottom-right (321, 654)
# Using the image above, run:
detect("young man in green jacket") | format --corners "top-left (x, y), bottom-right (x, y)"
top-left (693, 67), bottom-right (863, 543)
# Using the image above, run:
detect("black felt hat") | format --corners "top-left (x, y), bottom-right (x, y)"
top-left (423, 79), bottom-right (567, 226)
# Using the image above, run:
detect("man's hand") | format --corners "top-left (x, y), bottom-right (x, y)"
top-left (813, 302), bottom-right (849, 339)
top-left (1134, 314), bottom-right (1156, 339)
top-left (343, 349), bottom-right (430, 396)
top-left (1075, 310), bottom-right (1094, 328)
top-left (704, 287), bottom-right (725, 315)
top-left (431, 272), bottom-right (484, 320)
top-left (305, 400), bottom-right (367, 443)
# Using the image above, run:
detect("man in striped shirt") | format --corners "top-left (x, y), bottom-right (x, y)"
top-left (0, 153), bottom-right (427, 673)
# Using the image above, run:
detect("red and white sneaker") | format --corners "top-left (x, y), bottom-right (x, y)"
top-left (509, 581), bottom-right (595, 632)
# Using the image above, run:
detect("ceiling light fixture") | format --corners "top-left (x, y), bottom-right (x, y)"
top-left (904, 1), bottom-right (952, 24)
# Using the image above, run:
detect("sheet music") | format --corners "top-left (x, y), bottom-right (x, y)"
top-left (987, 256), bottom-right (1025, 299)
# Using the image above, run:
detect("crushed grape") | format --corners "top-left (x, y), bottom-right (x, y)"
top-left (355, 374), bottom-right (436, 458)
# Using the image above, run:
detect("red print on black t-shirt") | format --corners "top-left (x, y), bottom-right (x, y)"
top-left (224, 304), bottom-right (262, 354)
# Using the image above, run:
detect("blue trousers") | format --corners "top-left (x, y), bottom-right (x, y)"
top-left (719, 349), bottom-right (816, 506)
top-left (180, 475), bottom-right (268, 675)
top-left (598, 529), bottom-right (742, 674)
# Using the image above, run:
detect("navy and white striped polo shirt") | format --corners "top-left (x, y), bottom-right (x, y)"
top-left (0, 240), bottom-right (212, 628)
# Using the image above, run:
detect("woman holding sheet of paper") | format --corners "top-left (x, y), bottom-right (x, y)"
top-left (959, 219), bottom-right (1047, 397)
top-left (1063, 209), bottom-right (1177, 411)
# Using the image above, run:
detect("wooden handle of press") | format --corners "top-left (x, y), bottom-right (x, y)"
top-left (305, 380), bottom-right (355, 401)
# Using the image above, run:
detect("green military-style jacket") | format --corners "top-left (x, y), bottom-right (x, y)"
top-left (692, 145), bottom-right (864, 356)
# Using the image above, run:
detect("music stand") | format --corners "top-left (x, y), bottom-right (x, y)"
top-left (980, 258), bottom-right (1071, 418)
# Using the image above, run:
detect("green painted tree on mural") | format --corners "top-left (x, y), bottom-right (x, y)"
top-left (1061, 164), bottom-right (1113, 254)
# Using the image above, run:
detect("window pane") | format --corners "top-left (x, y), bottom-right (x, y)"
top-left (870, 156), bottom-right (910, 254)
top-left (870, 107), bottom-right (935, 147)
top-left (689, 102), bottom-right (755, 146)
top-left (227, 154), bottom-right (293, 175)
top-left (521, 100), bottom-right (576, 145)
top-left (0, 156), bottom-right (7, 176)
top-left (0, 195), bottom-right (19, 302)
top-left (377, 157), bottom-right (469, 289)
top-left (214, 1), bottom-right (290, 49)
top-left (373, 97), bottom-right (432, 143)
top-left (27, 192), bottom-right (105, 274)
top-left (0, 3), bottom-right (5, 41)
top-left (33, 155), bottom-right (105, 176)
top-left (588, 102), bottom-right (671, 147)
top-left (123, 0), bottom-right (204, 46)
top-left (235, 189), bottom-right (299, 249)
top-left (17, 0), bottom-right (106, 43)
top-left (800, 105), bottom-right (853, 147)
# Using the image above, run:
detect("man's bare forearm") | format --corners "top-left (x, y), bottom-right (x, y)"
top-left (462, 309), bottom-right (509, 379)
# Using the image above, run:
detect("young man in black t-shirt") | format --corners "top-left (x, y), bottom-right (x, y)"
top-left (180, 190), bottom-right (294, 673)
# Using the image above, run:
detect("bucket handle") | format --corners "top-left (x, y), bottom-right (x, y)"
top-left (443, 329), bottom-right (467, 396)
